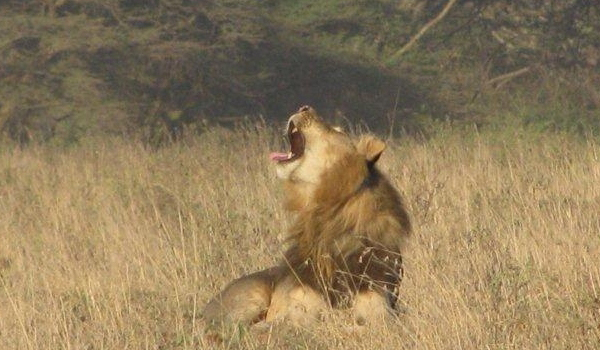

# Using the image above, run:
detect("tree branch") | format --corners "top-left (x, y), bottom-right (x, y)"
top-left (486, 66), bottom-right (531, 89)
top-left (387, 0), bottom-right (459, 66)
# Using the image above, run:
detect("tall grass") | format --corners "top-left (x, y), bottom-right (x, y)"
top-left (1, 124), bottom-right (599, 349)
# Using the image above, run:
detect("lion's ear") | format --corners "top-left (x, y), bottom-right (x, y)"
top-left (356, 135), bottom-right (386, 164)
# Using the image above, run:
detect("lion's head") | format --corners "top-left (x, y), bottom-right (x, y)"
top-left (270, 106), bottom-right (386, 211)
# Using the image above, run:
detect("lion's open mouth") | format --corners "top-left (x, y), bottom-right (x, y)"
top-left (269, 121), bottom-right (305, 163)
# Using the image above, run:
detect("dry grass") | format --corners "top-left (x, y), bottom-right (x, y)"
top-left (1, 124), bottom-right (599, 349)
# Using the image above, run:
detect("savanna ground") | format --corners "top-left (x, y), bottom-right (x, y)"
top-left (1, 122), bottom-right (599, 349)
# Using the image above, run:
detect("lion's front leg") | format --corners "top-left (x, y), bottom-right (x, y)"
top-left (352, 289), bottom-right (396, 326)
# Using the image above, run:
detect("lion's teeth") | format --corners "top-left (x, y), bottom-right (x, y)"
top-left (292, 127), bottom-right (298, 134)
top-left (288, 152), bottom-right (293, 158)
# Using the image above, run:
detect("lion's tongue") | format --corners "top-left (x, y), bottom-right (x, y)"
top-left (269, 152), bottom-right (290, 161)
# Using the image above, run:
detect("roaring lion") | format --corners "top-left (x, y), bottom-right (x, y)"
top-left (202, 106), bottom-right (411, 330)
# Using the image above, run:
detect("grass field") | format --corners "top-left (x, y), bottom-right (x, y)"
top-left (1, 123), bottom-right (599, 349)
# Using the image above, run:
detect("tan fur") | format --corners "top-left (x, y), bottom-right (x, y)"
top-left (202, 267), bottom-right (282, 326)
top-left (202, 106), bottom-right (411, 333)
top-left (265, 274), bottom-right (326, 327)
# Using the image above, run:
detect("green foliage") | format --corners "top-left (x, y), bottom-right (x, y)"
top-left (0, 0), bottom-right (599, 144)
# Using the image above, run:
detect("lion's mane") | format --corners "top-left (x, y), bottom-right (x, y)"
top-left (283, 144), bottom-right (411, 307)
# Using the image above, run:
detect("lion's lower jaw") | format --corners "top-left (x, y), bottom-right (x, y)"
top-left (275, 163), bottom-right (295, 180)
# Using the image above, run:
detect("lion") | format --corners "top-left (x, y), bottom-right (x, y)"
top-left (202, 106), bottom-right (411, 332)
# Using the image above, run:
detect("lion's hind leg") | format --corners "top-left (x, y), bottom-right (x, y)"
top-left (202, 266), bottom-right (284, 327)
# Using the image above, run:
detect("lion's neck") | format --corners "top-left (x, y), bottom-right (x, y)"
top-left (284, 187), bottom-right (369, 285)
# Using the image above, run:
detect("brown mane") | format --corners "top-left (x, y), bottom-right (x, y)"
top-left (283, 144), bottom-right (411, 306)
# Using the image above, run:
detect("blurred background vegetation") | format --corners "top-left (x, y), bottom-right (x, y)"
top-left (1, 0), bottom-right (599, 145)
